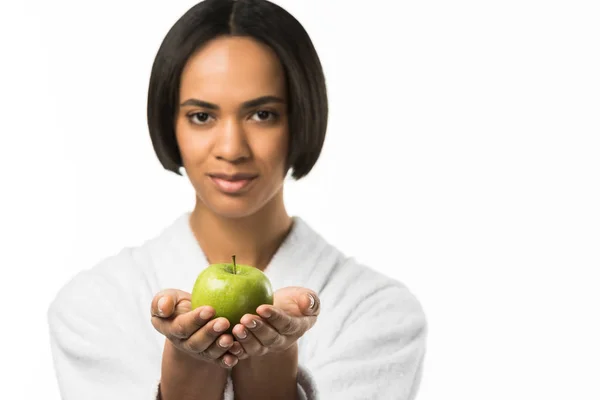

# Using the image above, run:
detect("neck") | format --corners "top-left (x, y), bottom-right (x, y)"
top-left (189, 191), bottom-right (293, 271)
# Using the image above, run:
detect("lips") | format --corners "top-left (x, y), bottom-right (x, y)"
top-left (208, 172), bottom-right (258, 181)
top-left (207, 172), bottom-right (258, 194)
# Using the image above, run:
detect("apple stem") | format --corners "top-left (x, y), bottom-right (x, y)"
top-left (232, 255), bottom-right (237, 275)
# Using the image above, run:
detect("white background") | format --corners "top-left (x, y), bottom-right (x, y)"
top-left (1, 0), bottom-right (599, 399)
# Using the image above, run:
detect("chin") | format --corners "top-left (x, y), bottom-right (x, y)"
top-left (210, 204), bottom-right (262, 219)
top-left (198, 194), bottom-right (269, 220)
top-left (193, 176), bottom-right (285, 220)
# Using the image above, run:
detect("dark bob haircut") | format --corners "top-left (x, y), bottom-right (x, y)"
top-left (147, 0), bottom-right (328, 180)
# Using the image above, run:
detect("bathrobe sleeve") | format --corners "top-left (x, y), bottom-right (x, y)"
top-left (47, 267), bottom-right (167, 400)
top-left (304, 284), bottom-right (428, 400)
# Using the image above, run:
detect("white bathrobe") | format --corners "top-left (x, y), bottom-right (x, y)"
top-left (48, 212), bottom-right (428, 399)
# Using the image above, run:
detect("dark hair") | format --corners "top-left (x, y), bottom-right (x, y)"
top-left (147, 0), bottom-right (328, 180)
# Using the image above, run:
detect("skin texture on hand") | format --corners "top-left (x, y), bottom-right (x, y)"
top-left (151, 286), bottom-right (320, 400)
top-left (150, 288), bottom-right (244, 368)
top-left (159, 339), bottom-right (228, 400)
top-left (151, 289), bottom-right (247, 399)
top-left (232, 342), bottom-right (300, 400)
top-left (228, 287), bottom-right (321, 400)
top-left (230, 286), bottom-right (320, 359)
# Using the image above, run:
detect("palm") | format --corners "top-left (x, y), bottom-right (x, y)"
top-left (228, 286), bottom-right (320, 358)
top-left (272, 286), bottom-right (312, 317)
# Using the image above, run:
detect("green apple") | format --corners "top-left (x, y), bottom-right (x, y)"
top-left (191, 255), bottom-right (273, 332)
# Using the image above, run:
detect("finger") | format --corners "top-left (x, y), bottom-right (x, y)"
top-left (181, 317), bottom-right (231, 353)
top-left (151, 289), bottom-right (191, 318)
top-left (200, 332), bottom-right (234, 360)
top-left (300, 291), bottom-right (320, 316)
top-left (232, 322), bottom-right (266, 357)
top-left (240, 314), bottom-right (284, 348)
top-left (154, 305), bottom-right (217, 340)
top-left (228, 341), bottom-right (245, 359)
top-left (256, 306), bottom-right (299, 336)
top-left (220, 353), bottom-right (239, 368)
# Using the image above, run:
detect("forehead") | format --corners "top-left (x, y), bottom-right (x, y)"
top-left (179, 36), bottom-right (287, 101)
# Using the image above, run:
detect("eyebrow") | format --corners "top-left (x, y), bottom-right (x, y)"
top-left (180, 95), bottom-right (286, 110)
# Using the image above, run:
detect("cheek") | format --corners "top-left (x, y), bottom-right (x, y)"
top-left (253, 131), bottom-right (288, 173)
top-left (175, 120), bottom-right (212, 165)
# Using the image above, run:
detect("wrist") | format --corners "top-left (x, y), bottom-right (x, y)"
top-left (241, 341), bottom-right (298, 368)
top-left (164, 339), bottom-right (207, 367)
top-left (232, 342), bottom-right (299, 400)
top-left (161, 339), bottom-right (228, 400)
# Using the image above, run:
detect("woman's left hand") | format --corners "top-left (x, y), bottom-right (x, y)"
top-left (230, 286), bottom-right (320, 359)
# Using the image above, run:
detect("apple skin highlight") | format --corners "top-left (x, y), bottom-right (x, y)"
top-left (191, 255), bottom-right (274, 333)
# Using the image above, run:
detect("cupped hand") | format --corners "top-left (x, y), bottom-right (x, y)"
top-left (230, 286), bottom-right (321, 359)
top-left (150, 289), bottom-right (244, 368)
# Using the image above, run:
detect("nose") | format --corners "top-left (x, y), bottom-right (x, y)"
top-left (213, 118), bottom-right (251, 164)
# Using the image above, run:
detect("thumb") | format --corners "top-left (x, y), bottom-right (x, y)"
top-left (300, 290), bottom-right (320, 316)
top-left (151, 289), bottom-right (192, 318)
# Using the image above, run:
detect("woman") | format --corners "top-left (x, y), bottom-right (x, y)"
top-left (47, 0), bottom-right (427, 399)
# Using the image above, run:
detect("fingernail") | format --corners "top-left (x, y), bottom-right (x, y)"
top-left (214, 320), bottom-right (228, 332)
top-left (200, 307), bottom-right (213, 320)
top-left (237, 329), bottom-right (247, 339)
top-left (219, 339), bottom-right (230, 348)
top-left (157, 297), bottom-right (166, 316)
top-left (224, 357), bottom-right (237, 367)
top-left (260, 308), bottom-right (272, 318)
top-left (231, 347), bottom-right (242, 355)
top-left (307, 293), bottom-right (316, 310)
top-left (244, 319), bottom-right (257, 329)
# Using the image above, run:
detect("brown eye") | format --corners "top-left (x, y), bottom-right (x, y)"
top-left (188, 112), bottom-right (213, 125)
top-left (257, 111), bottom-right (270, 120)
top-left (251, 110), bottom-right (278, 122)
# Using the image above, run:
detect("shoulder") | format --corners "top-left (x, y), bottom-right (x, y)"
top-left (48, 212), bottom-right (193, 320)
top-left (325, 257), bottom-right (426, 324)
top-left (47, 247), bottom-right (141, 329)
top-left (299, 249), bottom-right (427, 366)
top-left (290, 217), bottom-right (426, 323)
top-left (46, 247), bottom-right (153, 362)
top-left (47, 212), bottom-right (199, 328)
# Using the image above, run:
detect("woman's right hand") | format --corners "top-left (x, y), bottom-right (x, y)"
top-left (150, 289), bottom-right (243, 368)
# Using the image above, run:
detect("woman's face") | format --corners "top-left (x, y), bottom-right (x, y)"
top-left (175, 36), bottom-right (289, 219)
